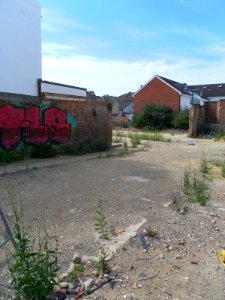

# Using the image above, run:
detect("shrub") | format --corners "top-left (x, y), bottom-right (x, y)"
top-left (132, 104), bottom-right (173, 130)
top-left (171, 110), bottom-right (189, 129)
top-left (30, 143), bottom-right (58, 158)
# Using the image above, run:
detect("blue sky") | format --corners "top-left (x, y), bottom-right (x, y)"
top-left (39, 0), bottom-right (225, 95)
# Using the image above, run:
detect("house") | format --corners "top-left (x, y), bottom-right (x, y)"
top-left (134, 75), bottom-right (204, 114)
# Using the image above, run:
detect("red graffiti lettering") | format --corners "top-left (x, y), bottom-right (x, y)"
top-left (44, 108), bottom-right (70, 144)
top-left (0, 105), bottom-right (29, 149)
top-left (24, 106), bottom-right (48, 144)
top-left (0, 105), bottom-right (71, 149)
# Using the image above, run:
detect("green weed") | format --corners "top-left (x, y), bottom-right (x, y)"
top-left (95, 248), bottom-right (110, 274)
top-left (8, 192), bottom-right (59, 300)
top-left (199, 158), bottom-right (211, 174)
top-left (95, 199), bottom-right (109, 240)
top-left (66, 263), bottom-right (85, 282)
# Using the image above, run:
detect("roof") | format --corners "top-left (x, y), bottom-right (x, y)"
top-left (134, 75), bottom-right (190, 96)
top-left (189, 83), bottom-right (225, 98)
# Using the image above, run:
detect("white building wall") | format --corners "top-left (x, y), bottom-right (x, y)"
top-left (0, 0), bottom-right (41, 96)
top-left (180, 94), bottom-right (192, 109)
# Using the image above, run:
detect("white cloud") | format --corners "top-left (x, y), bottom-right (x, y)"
top-left (42, 43), bottom-right (225, 96)
top-left (41, 7), bottom-right (95, 33)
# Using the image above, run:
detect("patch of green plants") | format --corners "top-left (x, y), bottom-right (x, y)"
top-left (214, 130), bottom-right (225, 141)
top-left (182, 168), bottom-right (210, 206)
top-left (95, 199), bottom-right (109, 240)
top-left (66, 263), bottom-right (85, 282)
top-left (95, 248), bottom-right (110, 274)
top-left (199, 157), bottom-right (211, 174)
top-left (29, 143), bottom-right (59, 158)
top-left (118, 141), bottom-right (131, 157)
top-left (171, 110), bottom-right (189, 129)
top-left (132, 104), bottom-right (174, 130)
top-left (8, 192), bottom-right (59, 300)
top-left (222, 162), bottom-right (225, 178)
top-left (0, 148), bottom-right (24, 164)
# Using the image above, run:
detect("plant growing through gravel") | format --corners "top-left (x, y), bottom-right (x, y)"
top-left (8, 196), bottom-right (59, 300)
top-left (199, 157), bottom-right (211, 174)
top-left (95, 247), bottom-right (110, 274)
top-left (66, 263), bottom-right (85, 283)
top-left (221, 162), bottom-right (225, 178)
top-left (95, 199), bottom-right (109, 240)
top-left (182, 168), bottom-right (210, 206)
top-left (144, 226), bottom-right (159, 238)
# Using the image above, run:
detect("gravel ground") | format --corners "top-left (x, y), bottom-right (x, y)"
top-left (1, 132), bottom-right (225, 299)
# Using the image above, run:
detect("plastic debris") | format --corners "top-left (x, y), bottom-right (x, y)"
top-left (187, 141), bottom-right (195, 145)
top-left (139, 232), bottom-right (149, 252)
top-left (217, 249), bottom-right (225, 266)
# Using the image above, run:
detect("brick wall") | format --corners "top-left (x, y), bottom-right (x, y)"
top-left (0, 97), bottom-right (112, 150)
top-left (43, 99), bottom-right (112, 150)
top-left (134, 77), bottom-right (180, 113)
top-left (205, 100), bottom-right (225, 124)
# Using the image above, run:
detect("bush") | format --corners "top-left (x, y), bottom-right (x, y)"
top-left (132, 104), bottom-right (173, 130)
top-left (0, 149), bottom-right (24, 164)
top-left (29, 143), bottom-right (59, 158)
top-left (171, 110), bottom-right (189, 129)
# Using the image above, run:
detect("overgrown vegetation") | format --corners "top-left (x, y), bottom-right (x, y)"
top-left (171, 110), bottom-right (189, 129)
top-left (8, 188), bottom-right (59, 300)
top-left (132, 104), bottom-right (174, 130)
top-left (182, 167), bottom-right (210, 206)
top-left (95, 199), bottom-right (109, 240)
top-left (214, 130), bottom-right (225, 141)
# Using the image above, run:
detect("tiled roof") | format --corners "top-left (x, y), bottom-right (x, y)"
top-left (189, 83), bottom-right (225, 98)
top-left (157, 75), bottom-right (189, 95)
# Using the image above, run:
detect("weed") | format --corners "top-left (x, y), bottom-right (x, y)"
top-left (222, 162), bottom-right (225, 178)
top-left (171, 193), bottom-right (188, 213)
top-left (95, 199), bottom-right (109, 240)
top-left (95, 248), bottom-right (110, 274)
top-left (118, 141), bottom-right (130, 157)
top-left (8, 192), bottom-right (59, 300)
top-left (214, 130), bottom-right (225, 141)
top-left (199, 158), bottom-right (211, 174)
top-left (144, 226), bottom-right (159, 238)
top-left (182, 167), bottom-right (191, 196)
top-left (66, 263), bottom-right (85, 283)
top-left (30, 143), bottom-right (58, 158)
top-left (182, 169), bottom-right (210, 206)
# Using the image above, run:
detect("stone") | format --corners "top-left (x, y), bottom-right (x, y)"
top-left (191, 257), bottom-right (199, 265)
top-left (54, 287), bottom-right (67, 300)
top-left (72, 252), bottom-right (81, 264)
top-left (59, 282), bottom-right (69, 289)
top-left (84, 278), bottom-right (94, 291)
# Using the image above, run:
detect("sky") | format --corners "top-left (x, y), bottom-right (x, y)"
top-left (39, 0), bottom-right (225, 96)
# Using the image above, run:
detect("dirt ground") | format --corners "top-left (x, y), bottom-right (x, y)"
top-left (1, 131), bottom-right (225, 299)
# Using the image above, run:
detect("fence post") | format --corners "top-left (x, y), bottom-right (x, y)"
top-left (189, 105), bottom-right (200, 137)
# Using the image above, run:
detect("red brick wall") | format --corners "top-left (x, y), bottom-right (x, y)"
top-left (43, 99), bottom-right (112, 150)
top-left (134, 77), bottom-right (180, 113)
top-left (0, 98), bottom-right (112, 150)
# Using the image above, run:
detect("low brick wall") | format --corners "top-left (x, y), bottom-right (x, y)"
top-left (0, 97), bottom-right (112, 150)
top-left (43, 99), bottom-right (112, 150)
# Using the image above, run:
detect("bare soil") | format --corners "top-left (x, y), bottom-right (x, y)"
top-left (1, 132), bottom-right (225, 300)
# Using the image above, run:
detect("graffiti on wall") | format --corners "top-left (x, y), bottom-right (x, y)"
top-left (0, 104), bottom-right (73, 149)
